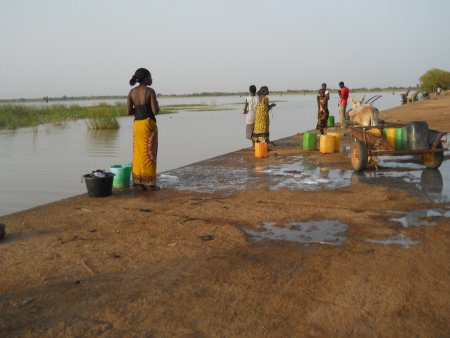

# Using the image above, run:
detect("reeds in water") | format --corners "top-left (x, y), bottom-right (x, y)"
top-left (0, 101), bottom-right (219, 130)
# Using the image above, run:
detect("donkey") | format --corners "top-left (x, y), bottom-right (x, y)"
top-left (348, 96), bottom-right (379, 127)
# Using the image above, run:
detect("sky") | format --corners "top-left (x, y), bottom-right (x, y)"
top-left (1, 0), bottom-right (450, 99)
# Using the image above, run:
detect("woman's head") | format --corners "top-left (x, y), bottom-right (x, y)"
top-left (129, 68), bottom-right (152, 86)
top-left (257, 86), bottom-right (269, 96)
top-left (249, 85), bottom-right (257, 95)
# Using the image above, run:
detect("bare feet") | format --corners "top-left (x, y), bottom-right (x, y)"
top-left (133, 184), bottom-right (160, 191)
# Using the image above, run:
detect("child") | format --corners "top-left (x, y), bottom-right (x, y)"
top-left (242, 85), bottom-right (258, 147)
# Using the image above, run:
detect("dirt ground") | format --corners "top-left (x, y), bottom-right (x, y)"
top-left (1, 95), bottom-right (449, 337)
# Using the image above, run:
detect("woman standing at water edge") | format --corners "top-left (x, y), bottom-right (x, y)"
top-left (127, 68), bottom-right (160, 190)
top-left (251, 86), bottom-right (276, 145)
top-left (316, 88), bottom-right (329, 135)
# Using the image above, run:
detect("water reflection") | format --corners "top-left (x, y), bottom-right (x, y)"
top-left (350, 164), bottom-right (449, 202)
top-left (86, 129), bottom-right (120, 157)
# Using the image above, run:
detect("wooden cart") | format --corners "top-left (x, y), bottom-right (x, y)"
top-left (350, 124), bottom-right (448, 171)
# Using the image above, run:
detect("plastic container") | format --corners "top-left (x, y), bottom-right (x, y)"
top-left (395, 127), bottom-right (408, 150)
top-left (407, 121), bottom-right (429, 150)
top-left (327, 116), bottom-right (335, 128)
top-left (255, 142), bottom-right (268, 158)
top-left (303, 132), bottom-right (317, 151)
top-left (83, 173), bottom-right (114, 197)
top-left (367, 128), bottom-right (382, 136)
top-left (320, 135), bottom-right (335, 154)
top-left (110, 164), bottom-right (132, 188)
top-left (383, 128), bottom-right (396, 149)
top-left (327, 132), bottom-right (341, 152)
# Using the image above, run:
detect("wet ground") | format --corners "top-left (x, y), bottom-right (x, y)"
top-left (158, 149), bottom-right (450, 203)
top-left (157, 143), bottom-right (450, 251)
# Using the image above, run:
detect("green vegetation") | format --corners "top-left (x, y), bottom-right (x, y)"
top-left (419, 68), bottom-right (450, 92)
top-left (0, 102), bottom-right (222, 130)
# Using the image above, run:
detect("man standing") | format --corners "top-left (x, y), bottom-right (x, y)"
top-left (242, 85), bottom-right (258, 147)
top-left (338, 81), bottom-right (349, 128)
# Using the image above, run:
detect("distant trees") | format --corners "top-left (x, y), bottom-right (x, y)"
top-left (419, 68), bottom-right (450, 92)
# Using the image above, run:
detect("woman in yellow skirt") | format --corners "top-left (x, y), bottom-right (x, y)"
top-left (127, 68), bottom-right (160, 190)
top-left (251, 86), bottom-right (276, 145)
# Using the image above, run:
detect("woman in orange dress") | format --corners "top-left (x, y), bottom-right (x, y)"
top-left (127, 68), bottom-right (160, 190)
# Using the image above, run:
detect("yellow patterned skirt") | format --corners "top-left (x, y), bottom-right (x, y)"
top-left (132, 119), bottom-right (158, 187)
top-left (252, 99), bottom-right (270, 142)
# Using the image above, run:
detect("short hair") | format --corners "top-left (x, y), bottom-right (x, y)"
top-left (321, 83), bottom-right (327, 88)
top-left (249, 85), bottom-right (257, 94)
top-left (339, 81), bottom-right (344, 87)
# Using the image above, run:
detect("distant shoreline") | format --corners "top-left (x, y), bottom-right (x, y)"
top-left (0, 87), bottom-right (410, 103)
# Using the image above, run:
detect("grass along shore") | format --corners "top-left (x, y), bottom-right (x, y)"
top-left (0, 102), bottom-right (223, 130)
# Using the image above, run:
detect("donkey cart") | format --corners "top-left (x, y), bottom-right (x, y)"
top-left (350, 122), bottom-right (448, 171)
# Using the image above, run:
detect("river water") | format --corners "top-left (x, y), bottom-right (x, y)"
top-left (0, 93), bottom-right (401, 216)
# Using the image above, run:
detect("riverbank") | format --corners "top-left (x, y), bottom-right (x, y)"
top-left (0, 95), bottom-right (449, 337)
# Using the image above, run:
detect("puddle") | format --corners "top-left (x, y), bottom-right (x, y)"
top-left (389, 208), bottom-right (450, 228)
top-left (242, 220), bottom-right (348, 246)
top-left (376, 155), bottom-right (425, 170)
top-left (159, 156), bottom-right (353, 193)
top-left (158, 165), bottom-right (255, 193)
top-left (351, 159), bottom-right (450, 202)
top-left (158, 148), bottom-right (450, 203)
top-left (364, 232), bottom-right (419, 248)
top-left (262, 160), bottom-right (352, 191)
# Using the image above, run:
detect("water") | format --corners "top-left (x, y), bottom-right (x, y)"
top-left (350, 158), bottom-right (450, 203)
top-left (159, 155), bottom-right (353, 193)
top-left (0, 93), bottom-right (402, 216)
top-left (242, 220), bottom-right (348, 246)
top-left (388, 207), bottom-right (450, 227)
top-left (364, 232), bottom-right (420, 248)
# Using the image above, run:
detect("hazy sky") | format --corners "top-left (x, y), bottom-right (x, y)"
top-left (1, 0), bottom-right (449, 99)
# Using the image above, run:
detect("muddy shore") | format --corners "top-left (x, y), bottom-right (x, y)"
top-left (1, 95), bottom-right (449, 337)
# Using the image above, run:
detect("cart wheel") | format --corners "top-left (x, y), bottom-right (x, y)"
top-left (351, 140), bottom-right (368, 171)
top-left (422, 143), bottom-right (443, 169)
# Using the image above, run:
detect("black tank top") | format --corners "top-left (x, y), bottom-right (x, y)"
top-left (134, 88), bottom-right (156, 122)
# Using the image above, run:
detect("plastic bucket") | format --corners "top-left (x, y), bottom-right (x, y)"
top-left (110, 164), bottom-right (131, 188)
top-left (255, 142), bottom-right (268, 158)
top-left (383, 128), bottom-right (396, 149)
top-left (303, 132), bottom-right (317, 151)
top-left (327, 132), bottom-right (341, 152)
top-left (320, 135), bottom-right (335, 154)
top-left (367, 128), bottom-right (382, 136)
top-left (327, 116), bottom-right (335, 128)
top-left (83, 174), bottom-right (114, 197)
top-left (407, 121), bottom-right (429, 150)
top-left (395, 127), bottom-right (408, 150)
